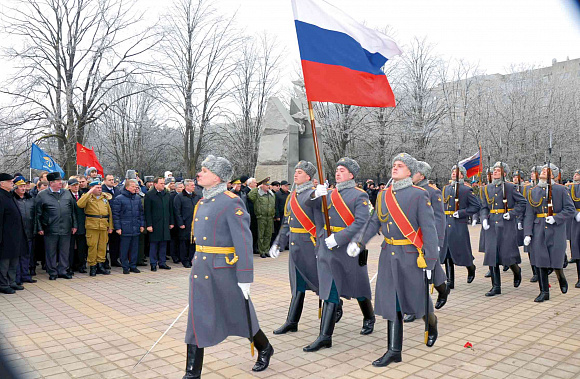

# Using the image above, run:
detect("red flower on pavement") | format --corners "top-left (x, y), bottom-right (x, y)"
top-left (464, 342), bottom-right (473, 348)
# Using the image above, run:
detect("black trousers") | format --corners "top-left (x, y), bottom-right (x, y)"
top-left (169, 228), bottom-right (180, 262)
top-left (108, 231), bottom-right (120, 265)
top-left (0, 257), bottom-right (19, 289)
top-left (179, 240), bottom-right (196, 264)
top-left (32, 234), bottom-right (45, 268)
top-left (69, 233), bottom-right (88, 270)
top-left (44, 234), bottom-right (71, 276)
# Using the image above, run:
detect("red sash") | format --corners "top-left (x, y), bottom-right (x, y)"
top-left (330, 189), bottom-right (355, 226)
top-left (384, 187), bottom-right (426, 268)
top-left (289, 191), bottom-right (316, 238)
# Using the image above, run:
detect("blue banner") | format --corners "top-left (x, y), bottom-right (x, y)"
top-left (30, 143), bottom-right (65, 176)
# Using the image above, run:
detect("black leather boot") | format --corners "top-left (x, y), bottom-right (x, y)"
top-left (422, 313), bottom-right (438, 347)
top-left (273, 292), bottom-right (305, 334)
top-left (534, 268), bottom-right (550, 302)
top-left (358, 298), bottom-right (375, 335)
top-left (89, 265), bottom-right (97, 277)
top-left (484, 268), bottom-right (492, 278)
top-left (530, 265), bottom-right (538, 282)
top-left (434, 282), bottom-right (450, 309)
top-left (467, 265), bottom-right (476, 283)
top-left (372, 312), bottom-right (403, 367)
top-left (502, 265), bottom-right (509, 272)
top-left (30, 267), bottom-right (36, 276)
top-left (403, 314), bottom-right (416, 323)
top-left (510, 264), bottom-right (522, 287)
top-left (445, 259), bottom-right (454, 289)
top-left (564, 255), bottom-right (569, 268)
top-left (576, 261), bottom-right (580, 288)
top-left (303, 301), bottom-right (337, 352)
top-left (335, 299), bottom-right (344, 323)
top-left (485, 266), bottom-right (501, 296)
top-left (103, 260), bottom-right (111, 270)
top-left (555, 268), bottom-right (568, 294)
top-left (252, 329), bottom-right (274, 372)
top-left (96, 263), bottom-right (110, 275)
top-left (182, 344), bottom-right (203, 379)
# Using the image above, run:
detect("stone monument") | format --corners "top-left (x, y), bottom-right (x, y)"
top-left (254, 81), bottom-right (322, 182)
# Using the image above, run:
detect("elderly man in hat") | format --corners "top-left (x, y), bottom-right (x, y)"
top-left (77, 180), bottom-right (113, 276)
top-left (248, 177), bottom-right (276, 258)
top-left (35, 172), bottom-right (78, 280)
top-left (403, 161), bottom-right (450, 323)
top-left (441, 164), bottom-right (480, 290)
top-left (0, 174), bottom-right (27, 294)
top-left (269, 161), bottom-right (324, 335)
top-left (524, 163), bottom-right (575, 302)
top-left (12, 176), bottom-right (37, 286)
top-left (480, 162), bottom-right (527, 297)
top-left (183, 155), bottom-right (274, 378)
top-left (347, 153), bottom-right (440, 367)
top-left (301, 157), bottom-right (375, 352)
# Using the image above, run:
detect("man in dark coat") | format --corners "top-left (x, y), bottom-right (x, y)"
top-left (68, 178), bottom-right (88, 274)
top-left (0, 174), bottom-right (27, 294)
top-left (168, 180), bottom-right (181, 264)
top-left (112, 179), bottom-right (145, 274)
top-left (480, 162), bottom-right (527, 297)
top-left (183, 155), bottom-right (274, 378)
top-left (524, 163), bottom-right (575, 302)
top-left (441, 165), bottom-right (481, 289)
top-left (35, 172), bottom-right (77, 280)
top-left (102, 174), bottom-right (121, 268)
top-left (347, 153), bottom-right (439, 367)
top-left (173, 179), bottom-right (200, 268)
top-left (144, 177), bottom-right (174, 271)
top-left (12, 176), bottom-right (37, 285)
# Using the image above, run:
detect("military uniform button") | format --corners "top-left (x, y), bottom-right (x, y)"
top-left (200, 201), bottom-right (204, 205)
top-left (448, 225), bottom-right (451, 227)
top-left (205, 217), bottom-right (209, 220)
top-left (194, 237), bottom-right (197, 241)
top-left (202, 256), bottom-right (206, 260)
top-left (391, 252), bottom-right (395, 255)
top-left (203, 237), bottom-right (207, 240)
top-left (291, 242), bottom-right (295, 246)
top-left (212, 199), bottom-right (216, 202)
top-left (205, 275), bottom-right (209, 279)
top-left (194, 256), bottom-right (197, 259)
top-left (195, 218), bottom-right (199, 222)
top-left (194, 275), bottom-right (198, 278)
top-left (389, 222), bottom-right (393, 225)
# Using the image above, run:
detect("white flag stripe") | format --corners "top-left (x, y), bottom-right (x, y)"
top-left (291, 0), bottom-right (402, 59)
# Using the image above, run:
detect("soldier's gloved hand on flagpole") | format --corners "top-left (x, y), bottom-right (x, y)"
top-left (269, 245), bottom-right (281, 259)
top-left (524, 236), bottom-right (532, 246)
top-left (545, 216), bottom-right (556, 224)
top-left (313, 182), bottom-right (328, 199)
top-left (482, 219), bottom-right (490, 230)
top-left (503, 212), bottom-right (511, 220)
top-left (347, 242), bottom-right (361, 257)
top-left (325, 234), bottom-right (338, 249)
top-left (575, 212), bottom-right (580, 222)
top-left (517, 222), bottom-right (524, 230)
top-left (453, 211), bottom-right (460, 218)
top-left (238, 283), bottom-right (251, 300)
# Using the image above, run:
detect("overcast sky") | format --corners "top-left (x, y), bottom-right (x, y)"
top-left (142, 0), bottom-right (580, 78)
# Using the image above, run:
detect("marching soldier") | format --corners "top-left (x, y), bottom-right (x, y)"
top-left (347, 153), bottom-right (439, 367)
top-left (480, 162), bottom-right (526, 296)
top-left (523, 163), bottom-right (575, 302)
top-left (566, 169), bottom-right (580, 287)
top-left (301, 157), bottom-right (375, 352)
top-left (183, 155), bottom-right (273, 378)
top-left (441, 165), bottom-right (481, 289)
top-left (512, 170), bottom-right (526, 248)
top-left (524, 166), bottom-right (540, 282)
top-left (269, 161), bottom-right (324, 335)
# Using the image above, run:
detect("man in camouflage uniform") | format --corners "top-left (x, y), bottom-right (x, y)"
top-left (183, 155), bottom-right (273, 378)
top-left (347, 153), bottom-right (439, 367)
top-left (480, 162), bottom-right (526, 297)
top-left (524, 163), bottom-right (575, 302)
top-left (248, 178), bottom-right (276, 258)
top-left (269, 161), bottom-right (324, 335)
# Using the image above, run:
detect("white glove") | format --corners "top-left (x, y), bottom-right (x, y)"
top-left (482, 219), bottom-right (490, 230)
top-left (517, 222), bottom-right (523, 231)
top-left (453, 211), bottom-right (460, 218)
top-left (503, 212), bottom-right (511, 220)
top-left (269, 245), bottom-right (281, 259)
top-left (325, 234), bottom-right (338, 249)
top-left (524, 236), bottom-right (532, 246)
top-left (238, 283), bottom-right (251, 299)
top-left (347, 242), bottom-right (361, 257)
top-left (471, 219), bottom-right (477, 227)
top-left (545, 216), bottom-right (556, 225)
top-left (576, 212), bottom-right (580, 222)
top-left (313, 183), bottom-right (328, 199)
top-left (424, 269), bottom-right (432, 280)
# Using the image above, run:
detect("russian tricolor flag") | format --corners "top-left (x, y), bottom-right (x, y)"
top-left (459, 149), bottom-right (482, 178)
top-left (292, 0), bottom-right (402, 107)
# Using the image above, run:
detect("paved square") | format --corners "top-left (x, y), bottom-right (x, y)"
top-left (2, 226), bottom-right (580, 379)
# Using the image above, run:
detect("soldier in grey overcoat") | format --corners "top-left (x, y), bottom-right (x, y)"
top-left (523, 167), bottom-right (540, 282)
top-left (182, 155), bottom-right (274, 378)
top-left (567, 169), bottom-right (580, 287)
top-left (269, 161), bottom-right (323, 335)
top-left (480, 162), bottom-right (527, 297)
top-left (347, 153), bottom-right (439, 368)
top-left (300, 157), bottom-right (375, 352)
top-left (512, 171), bottom-right (526, 248)
top-left (441, 165), bottom-right (481, 289)
top-left (523, 163), bottom-right (575, 303)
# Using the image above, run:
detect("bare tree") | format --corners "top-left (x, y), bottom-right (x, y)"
top-left (1, 0), bottom-right (161, 175)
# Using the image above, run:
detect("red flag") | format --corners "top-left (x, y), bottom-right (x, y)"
top-left (76, 143), bottom-right (103, 175)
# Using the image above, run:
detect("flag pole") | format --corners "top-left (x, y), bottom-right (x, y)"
top-left (307, 100), bottom-right (331, 320)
